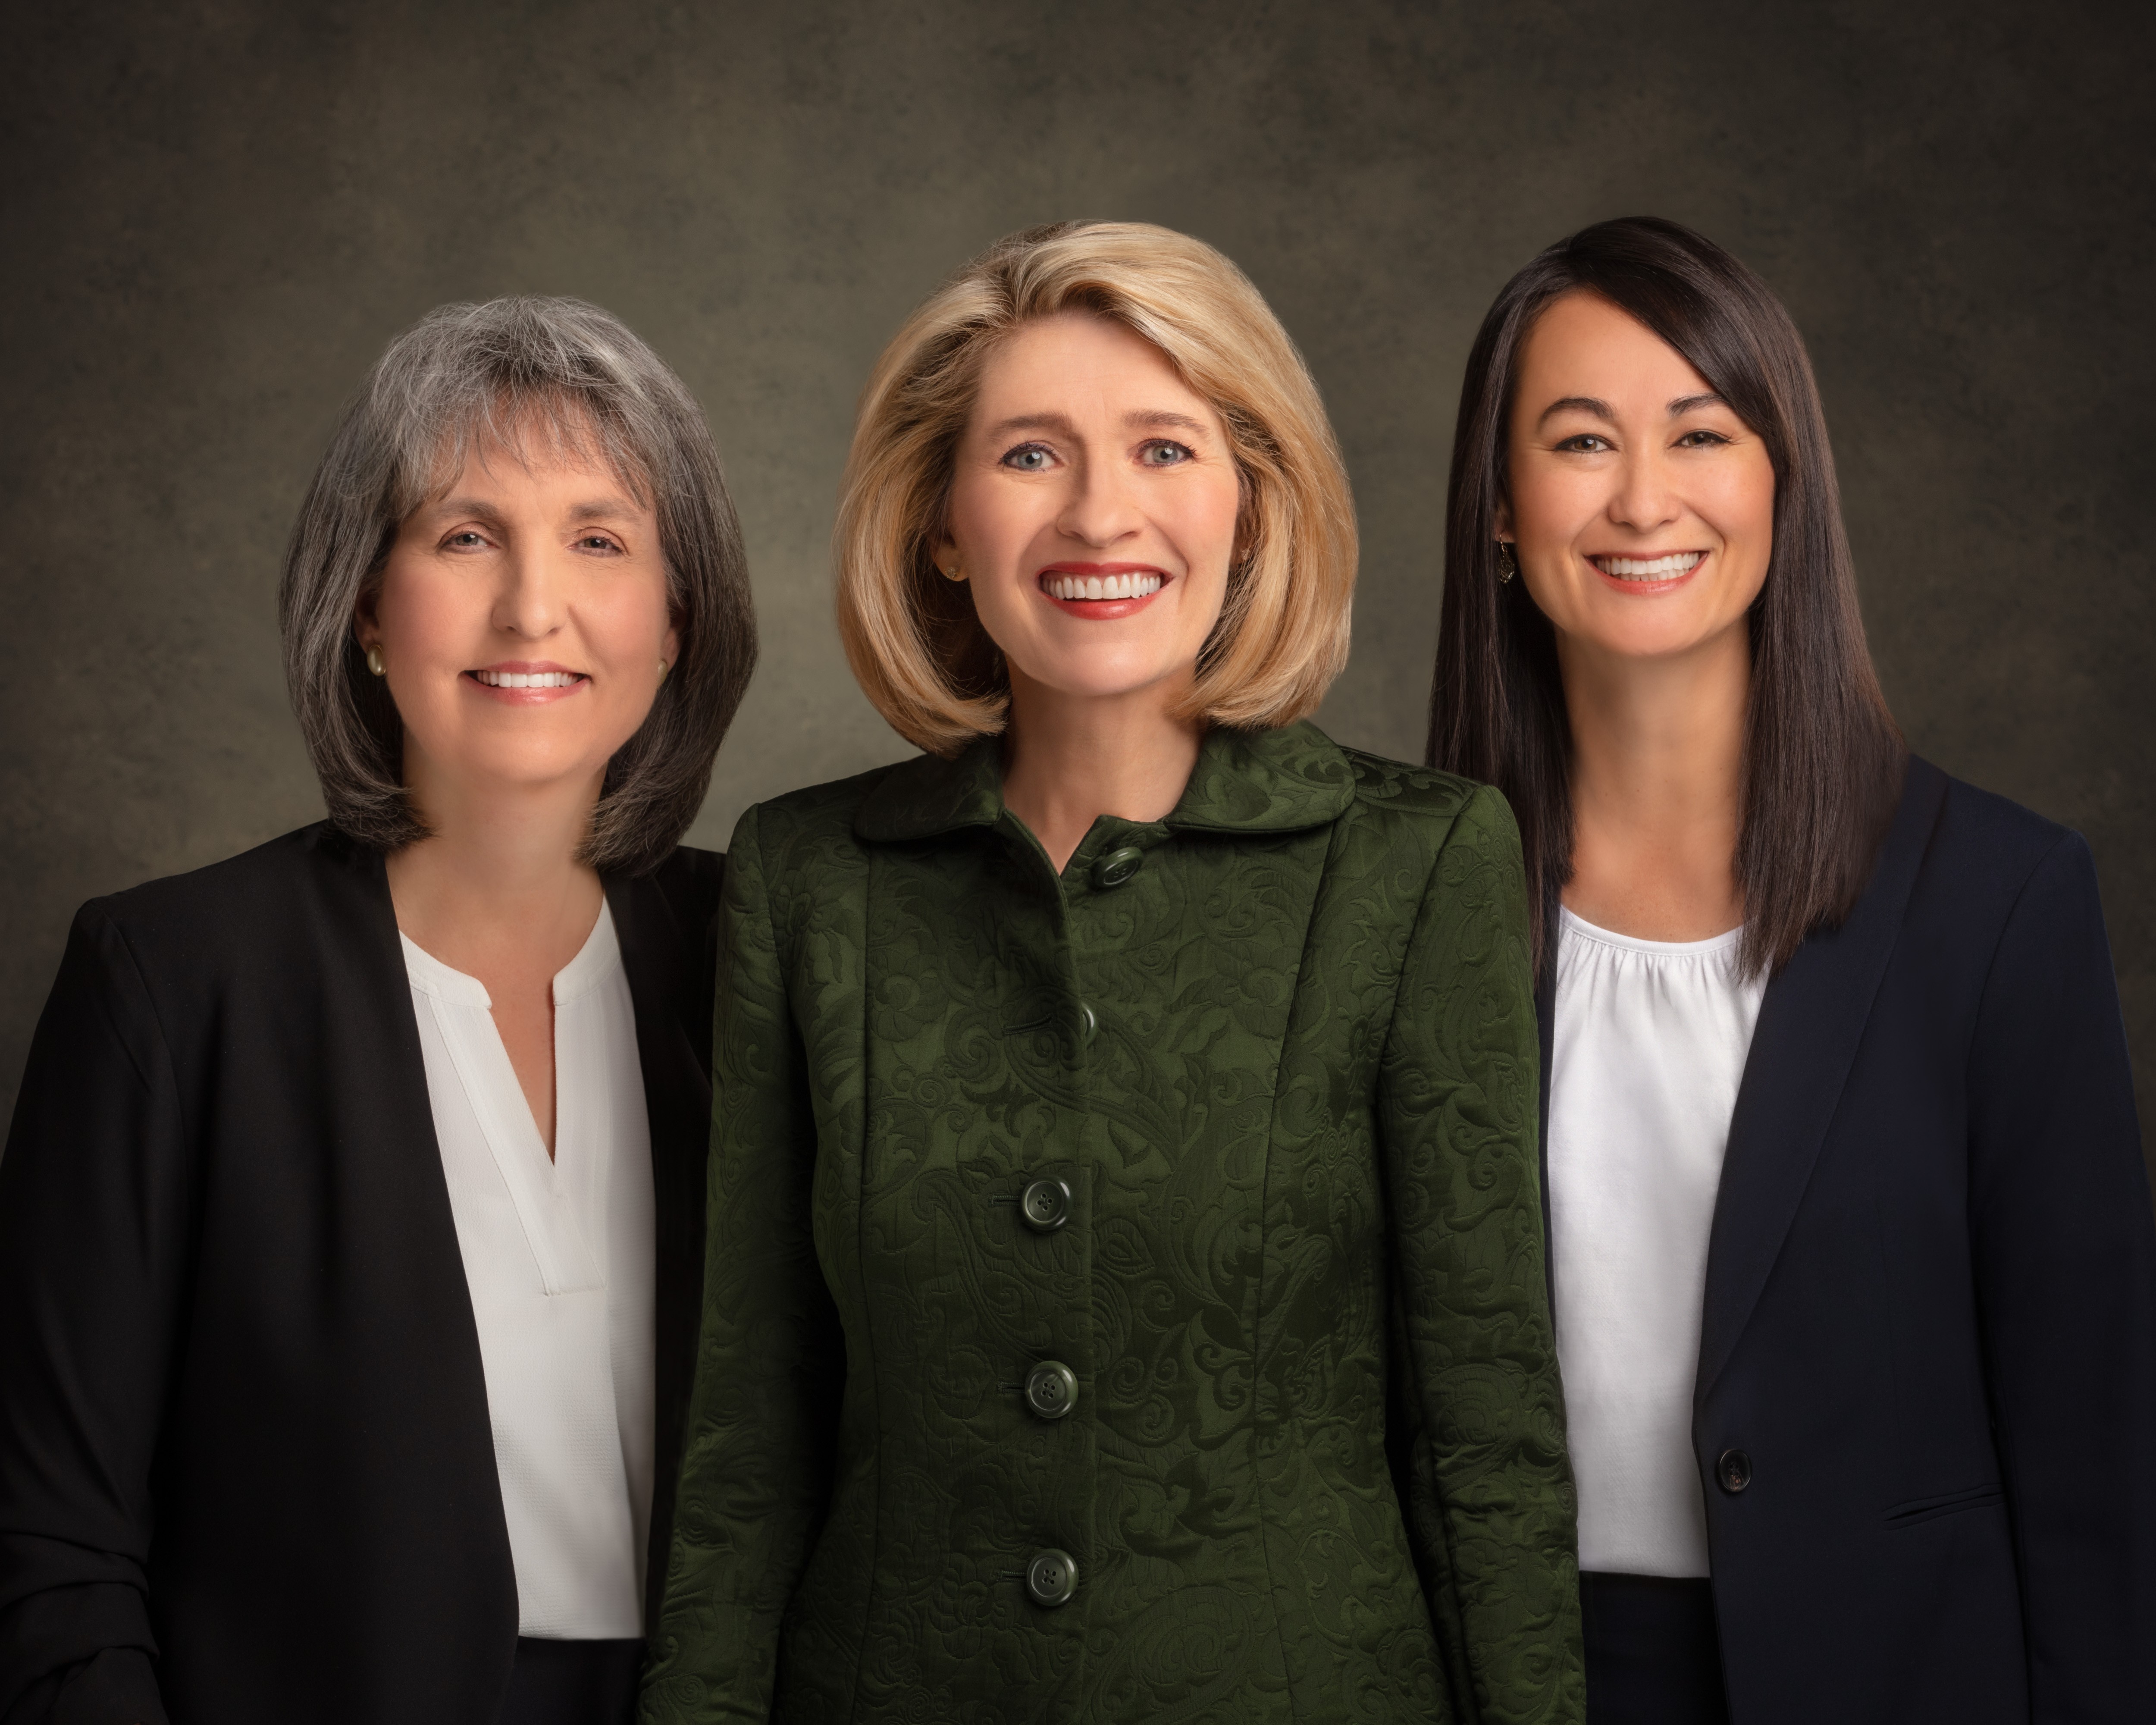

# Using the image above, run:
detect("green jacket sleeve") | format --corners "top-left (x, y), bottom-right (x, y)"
top-left (640, 807), bottom-right (844, 1723)
top-left (1379, 785), bottom-right (1584, 1725)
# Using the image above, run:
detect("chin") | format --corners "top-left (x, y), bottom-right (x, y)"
top-left (455, 745), bottom-right (611, 790)
top-left (1022, 648), bottom-right (1193, 698)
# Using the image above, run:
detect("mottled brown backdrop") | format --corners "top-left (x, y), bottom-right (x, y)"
top-left (4, 1), bottom-right (2150, 1167)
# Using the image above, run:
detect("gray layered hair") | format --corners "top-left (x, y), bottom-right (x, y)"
top-left (278, 296), bottom-right (757, 874)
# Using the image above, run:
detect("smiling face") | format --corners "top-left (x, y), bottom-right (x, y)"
top-left (935, 311), bottom-right (1244, 712)
top-left (1503, 289), bottom-right (1777, 667)
top-left (355, 428), bottom-right (679, 810)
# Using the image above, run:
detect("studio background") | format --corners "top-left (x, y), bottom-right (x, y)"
top-left (4, 0), bottom-right (2150, 1172)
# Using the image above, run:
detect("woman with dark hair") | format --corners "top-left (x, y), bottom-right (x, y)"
top-left (1428, 216), bottom-right (2154, 1725)
top-left (0, 297), bottom-right (756, 1725)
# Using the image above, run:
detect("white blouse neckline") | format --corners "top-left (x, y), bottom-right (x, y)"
top-left (400, 898), bottom-right (656, 1638)
top-left (1559, 905), bottom-right (1743, 958)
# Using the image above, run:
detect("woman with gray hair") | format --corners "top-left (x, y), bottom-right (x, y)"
top-left (0, 298), bottom-right (755, 1725)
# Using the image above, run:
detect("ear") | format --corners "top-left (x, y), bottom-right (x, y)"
top-left (1492, 496), bottom-right (1514, 541)
top-left (660, 617), bottom-right (682, 669)
top-left (352, 584), bottom-right (382, 650)
top-left (930, 535), bottom-right (962, 580)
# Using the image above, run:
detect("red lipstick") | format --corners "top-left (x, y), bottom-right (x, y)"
top-left (1036, 561), bottom-right (1170, 621)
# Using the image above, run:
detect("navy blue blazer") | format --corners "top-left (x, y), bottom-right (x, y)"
top-left (1542, 757), bottom-right (2156, 1723)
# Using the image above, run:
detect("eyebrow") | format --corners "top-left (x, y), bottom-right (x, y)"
top-left (426, 495), bottom-right (640, 525)
top-left (1536, 391), bottom-right (1731, 427)
top-left (982, 409), bottom-right (1211, 439)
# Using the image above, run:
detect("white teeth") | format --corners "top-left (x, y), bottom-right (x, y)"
top-left (1045, 572), bottom-right (1164, 601)
top-left (478, 669), bottom-right (577, 688)
top-left (1595, 552), bottom-right (1705, 580)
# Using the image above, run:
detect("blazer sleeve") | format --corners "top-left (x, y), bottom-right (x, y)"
top-left (1377, 786), bottom-right (1584, 1725)
top-left (1966, 831), bottom-right (2156, 1722)
top-left (0, 912), bottom-right (180, 1725)
top-left (639, 809), bottom-right (845, 1725)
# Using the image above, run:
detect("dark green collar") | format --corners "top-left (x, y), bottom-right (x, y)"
top-left (853, 719), bottom-right (1357, 844)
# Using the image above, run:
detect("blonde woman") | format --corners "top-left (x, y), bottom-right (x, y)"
top-left (641, 223), bottom-right (1581, 1724)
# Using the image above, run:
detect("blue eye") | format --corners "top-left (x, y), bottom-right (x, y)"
top-left (1139, 440), bottom-right (1193, 466)
top-left (1001, 443), bottom-right (1053, 471)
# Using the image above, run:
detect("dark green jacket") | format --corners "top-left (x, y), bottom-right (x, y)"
top-left (642, 722), bottom-right (1583, 1724)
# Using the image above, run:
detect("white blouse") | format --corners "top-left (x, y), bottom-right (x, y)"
top-left (1547, 907), bottom-right (1766, 1578)
top-left (402, 903), bottom-right (656, 1638)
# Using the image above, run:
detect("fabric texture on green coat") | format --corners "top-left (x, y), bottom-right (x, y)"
top-left (641, 720), bottom-right (1583, 1724)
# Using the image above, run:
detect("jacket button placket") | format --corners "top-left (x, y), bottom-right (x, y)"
top-left (999, 834), bottom-right (1097, 1664)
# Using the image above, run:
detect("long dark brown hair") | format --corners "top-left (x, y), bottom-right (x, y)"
top-left (1426, 216), bottom-right (1904, 980)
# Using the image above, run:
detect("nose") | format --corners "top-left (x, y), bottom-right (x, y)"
top-left (491, 537), bottom-right (567, 640)
top-left (1608, 442), bottom-right (1681, 536)
top-left (1055, 452), bottom-right (1144, 549)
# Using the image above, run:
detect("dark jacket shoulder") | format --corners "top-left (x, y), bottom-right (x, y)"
top-left (1928, 765), bottom-right (2087, 899)
top-left (77, 823), bottom-right (377, 949)
top-left (1341, 747), bottom-right (1497, 825)
top-left (745, 761), bottom-right (912, 858)
top-left (1337, 748), bottom-right (1520, 884)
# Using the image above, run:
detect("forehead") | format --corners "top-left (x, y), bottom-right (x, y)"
top-left (411, 399), bottom-right (652, 510)
top-left (969, 312), bottom-right (1220, 429)
top-left (1516, 290), bottom-right (1715, 408)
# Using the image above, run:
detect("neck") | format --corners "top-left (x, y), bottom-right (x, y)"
top-left (999, 670), bottom-right (1204, 873)
top-left (385, 748), bottom-right (606, 963)
top-left (1557, 621), bottom-right (1751, 940)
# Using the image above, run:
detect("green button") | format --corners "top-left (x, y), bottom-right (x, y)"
top-left (1024, 1360), bottom-right (1079, 1420)
top-left (1091, 846), bottom-right (1144, 890)
top-left (1025, 1548), bottom-right (1078, 1607)
top-left (1019, 1178), bottom-right (1072, 1234)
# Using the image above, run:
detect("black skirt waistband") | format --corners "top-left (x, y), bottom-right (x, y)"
top-left (1580, 1571), bottom-right (1730, 1725)
top-left (498, 1637), bottom-right (644, 1725)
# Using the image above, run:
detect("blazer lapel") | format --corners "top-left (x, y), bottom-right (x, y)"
top-left (604, 860), bottom-right (720, 1631)
top-left (1694, 758), bottom-right (1948, 1402)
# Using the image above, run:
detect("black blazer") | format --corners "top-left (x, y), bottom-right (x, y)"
top-left (0, 825), bottom-right (722, 1725)
top-left (1539, 758), bottom-right (2156, 1723)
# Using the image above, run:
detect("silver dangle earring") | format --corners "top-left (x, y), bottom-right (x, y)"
top-left (1495, 540), bottom-right (1517, 584)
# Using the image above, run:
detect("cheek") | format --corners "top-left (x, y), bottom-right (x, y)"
top-left (1183, 472), bottom-right (1244, 558)
top-left (1507, 458), bottom-right (1598, 545)
top-left (1704, 458), bottom-right (1777, 581)
top-left (945, 471), bottom-right (1037, 565)
top-left (590, 574), bottom-right (675, 659)
top-left (373, 563), bottom-right (479, 660)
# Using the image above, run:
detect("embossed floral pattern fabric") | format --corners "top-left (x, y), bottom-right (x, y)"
top-left (642, 722), bottom-right (1582, 1725)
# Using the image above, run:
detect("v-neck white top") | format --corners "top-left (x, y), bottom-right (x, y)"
top-left (1547, 907), bottom-right (1767, 1579)
top-left (402, 902), bottom-right (656, 1638)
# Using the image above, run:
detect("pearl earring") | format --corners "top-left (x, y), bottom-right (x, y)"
top-left (365, 645), bottom-right (386, 676)
top-left (941, 563), bottom-right (965, 582)
top-left (658, 660), bottom-right (671, 683)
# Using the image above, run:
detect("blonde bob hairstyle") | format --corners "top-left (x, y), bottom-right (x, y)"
top-left (835, 220), bottom-right (1357, 756)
